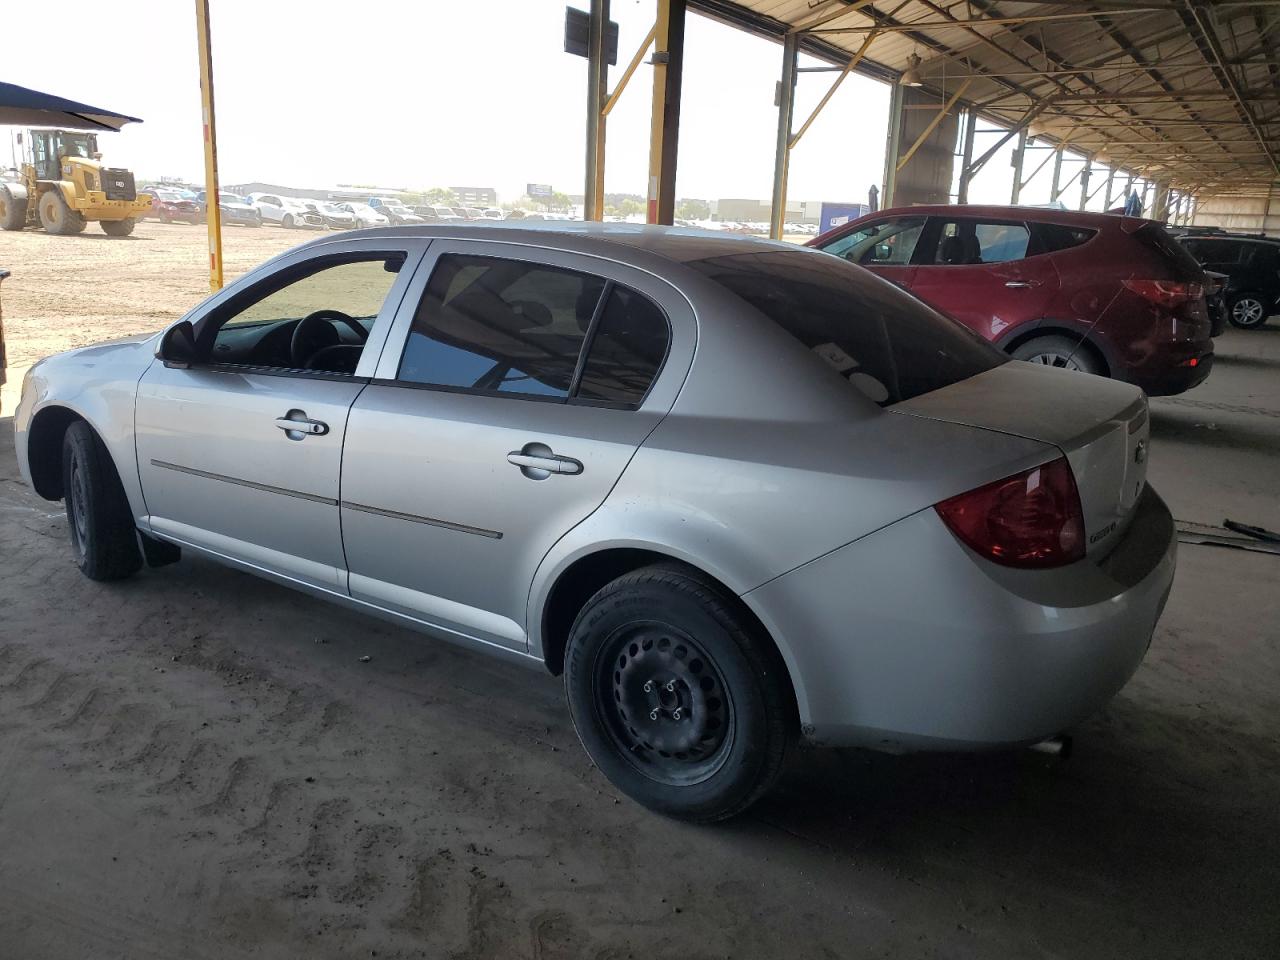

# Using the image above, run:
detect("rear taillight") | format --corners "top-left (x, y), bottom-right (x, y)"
top-left (1124, 278), bottom-right (1202, 308)
top-left (935, 457), bottom-right (1085, 569)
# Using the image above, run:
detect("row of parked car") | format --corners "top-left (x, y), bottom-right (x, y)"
top-left (808, 204), bottom-right (1277, 397)
top-left (139, 186), bottom-right (513, 231)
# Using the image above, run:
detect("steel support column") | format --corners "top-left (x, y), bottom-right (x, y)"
top-left (584, 0), bottom-right (610, 222)
top-left (769, 33), bottom-right (799, 240)
top-left (1049, 146), bottom-right (1064, 202)
top-left (957, 109), bottom-right (977, 203)
top-left (1152, 180), bottom-right (1170, 221)
top-left (1010, 128), bottom-right (1027, 204)
top-left (1103, 166), bottom-right (1115, 209)
top-left (882, 82), bottom-right (905, 208)
top-left (195, 0), bottom-right (223, 291)
top-left (1079, 155), bottom-right (1092, 210)
top-left (646, 0), bottom-right (686, 225)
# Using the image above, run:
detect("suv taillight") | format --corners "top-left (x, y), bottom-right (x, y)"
top-left (935, 457), bottom-right (1085, 568)
top-left (1124, 278), bottom-right (1202, 308)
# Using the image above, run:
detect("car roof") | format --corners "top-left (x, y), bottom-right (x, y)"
top-left (866, 204), bottom-right (1138, 228)
top-left (289, 221), bottom-right (804, 267)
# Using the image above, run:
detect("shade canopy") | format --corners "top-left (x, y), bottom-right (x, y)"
top-left (0, 81), bottom-right (142, 131)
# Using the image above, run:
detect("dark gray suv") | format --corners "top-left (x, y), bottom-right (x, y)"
top-left (1178, 234), bottom-right (1280, 329)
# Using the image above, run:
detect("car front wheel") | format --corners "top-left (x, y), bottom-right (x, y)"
top-left (1228, 293), bottom-right (1268, 329)
top-left (564, 564), bottom-right (793, 822)
top-left (62, 421), bottom-right (143, 581)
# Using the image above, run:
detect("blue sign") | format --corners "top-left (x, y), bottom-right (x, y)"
top-left (819, 202), bottom-right (870, 235)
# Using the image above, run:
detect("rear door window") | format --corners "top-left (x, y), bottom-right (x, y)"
top-left (398, 254), bottom-right (604, 398)
top-left (686, 249), bottom-right (1004, 406)
top-left (575, 285), bottom-right (670, 405)
top-left (933, 219), bottom-right (1030, 264)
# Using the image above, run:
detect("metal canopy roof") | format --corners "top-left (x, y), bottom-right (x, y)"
top-left (690, 0), bottom-right (1280, 196)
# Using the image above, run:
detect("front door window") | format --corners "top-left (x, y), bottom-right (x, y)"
top-left (820, 218), bottom-right (926, 266)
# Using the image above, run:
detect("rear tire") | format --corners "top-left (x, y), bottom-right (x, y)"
top-left (565, 564), bottom-right (793, 822)
top-left (0, 187), bottom-right (26, 230)
top-left (1010, 334), bottom-right (1103, 375)
top-left (101, 218), bottom-right (135, 237)
top-left (1227, 293), bottom-right (1268, 329)
top-left (39, 190), bottom-right (86, 235)
top-left (61, 421), bottom-right (143, 581)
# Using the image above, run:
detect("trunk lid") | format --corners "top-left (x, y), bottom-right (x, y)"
top-left (892, 361), bottom-right (1150, 558)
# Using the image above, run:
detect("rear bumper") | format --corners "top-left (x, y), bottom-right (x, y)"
top-left (1125, 348), bottom-right (1213, 396)
top-left (746, 486), bottom-right (1175, 750)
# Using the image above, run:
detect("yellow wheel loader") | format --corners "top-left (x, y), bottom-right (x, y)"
top-left (0, 129), bottom-right (151, 237)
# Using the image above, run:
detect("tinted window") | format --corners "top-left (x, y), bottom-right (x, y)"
top-left (821, 217), bottom-right (925, 266)
top-left (399, 255), bottom-right (605, 398)
top-left (1030, 222), bottom-right (1097, 255)
top-left (934, 220), bottom-right (1030, 264)
top-left (576, 286), bottom-right (670, 405)
top-left (687, 249), bottom-right (1004, 406)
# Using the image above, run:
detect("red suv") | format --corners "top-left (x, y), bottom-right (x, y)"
top-left (809, 205), bottom-right (1213, 396)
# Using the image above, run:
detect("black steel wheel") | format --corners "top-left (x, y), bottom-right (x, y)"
top-left (597, 621), bottom-right (735, 786)
top-left (565, 564), bottom-right (794, 822)
top-left (61, 420), bottom-right (143, 581)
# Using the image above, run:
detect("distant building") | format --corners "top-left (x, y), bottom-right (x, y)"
top-left (710, 198), bottom-right (819, 224)
top-left (452, 186), bottom-right (497, 206)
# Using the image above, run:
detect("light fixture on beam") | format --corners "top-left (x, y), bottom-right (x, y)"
top-left (900, 53), bottom-right (923, 87)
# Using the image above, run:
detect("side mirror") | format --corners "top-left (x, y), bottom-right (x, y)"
top-left (157, 321), bottom-right (198, 369)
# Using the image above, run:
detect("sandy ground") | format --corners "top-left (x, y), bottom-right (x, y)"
top-left (1, 223), bottom-right (1279, 958)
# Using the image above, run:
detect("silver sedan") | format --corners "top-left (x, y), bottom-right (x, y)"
top-left (13, 224), bottom-right (1175, 821)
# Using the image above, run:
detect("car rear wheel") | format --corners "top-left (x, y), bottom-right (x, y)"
top-left (1010, 335), bottom-right (1103, 375)
top-left (61, 421), bottom-right (143, 581)
top-left (564, 564), bottom-right (792, 822)
top-left (1228, 293), bottom-right (1268, 329)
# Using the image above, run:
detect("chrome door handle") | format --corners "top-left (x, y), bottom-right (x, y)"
top-left (507, 444), bottom-right (583, 479)
top-left (1005, 281), bottom-right (1038, 289)
top-left (275, 413), bottom-right (329, 438)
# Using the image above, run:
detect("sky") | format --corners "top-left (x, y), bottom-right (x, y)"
top-left (3, 0), bottom-right (897, 207)
top-left (4, 0), bottom-right (1152, 214)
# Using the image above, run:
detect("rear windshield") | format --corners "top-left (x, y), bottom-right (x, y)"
top-left (687, 249), bottom-right (1005, 406)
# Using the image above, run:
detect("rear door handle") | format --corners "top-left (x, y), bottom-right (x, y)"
top-left (1005, 280), bottom-right (1039, 289)
top-left (275, 412), bottom-right (329, 439)
top-left (507, 443), bottom-right (583, 478)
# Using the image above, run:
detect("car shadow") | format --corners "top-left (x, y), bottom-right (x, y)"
top-left (1149, 408), bottom-right (1280, 454)
top-left (739, 698), bottom-right (1279, 950)
top-left (1210, 352), bottom-right (1280, 371)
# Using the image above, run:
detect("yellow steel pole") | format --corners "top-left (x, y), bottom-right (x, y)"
top-left (195, 0), bottom-right (223, 291)
top-left (646, 0), bottom-right (672, 224)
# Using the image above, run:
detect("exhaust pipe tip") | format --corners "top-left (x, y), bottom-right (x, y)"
top-left (1029, 734), bottom-right (1073, 759)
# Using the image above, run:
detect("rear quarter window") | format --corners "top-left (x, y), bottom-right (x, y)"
top-left (688, 249), bottom-right (1005, 406)
top-left (1029, 222), bottom-right (1097, 255)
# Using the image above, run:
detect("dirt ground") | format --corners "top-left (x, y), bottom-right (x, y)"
top-left (1, 223), bottom-right (1279, 959)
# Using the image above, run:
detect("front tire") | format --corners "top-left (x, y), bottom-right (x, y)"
top-left (61, 421), bottom-right (143, 581)
top-left (39, 190), bottom-right (87, 235)
top-left (565, 564), bottom-right (793, 822)
top-left (0, 186), bottom-right (27, 230)
top-left (1010, 334), bottom-right (1104, 375)
top-left (283, 213), bottom-right (295, 228)
top-left (1228, 293), bottom-right (1269, 329)
top-left (101, 218), bottom-right (136, 237)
